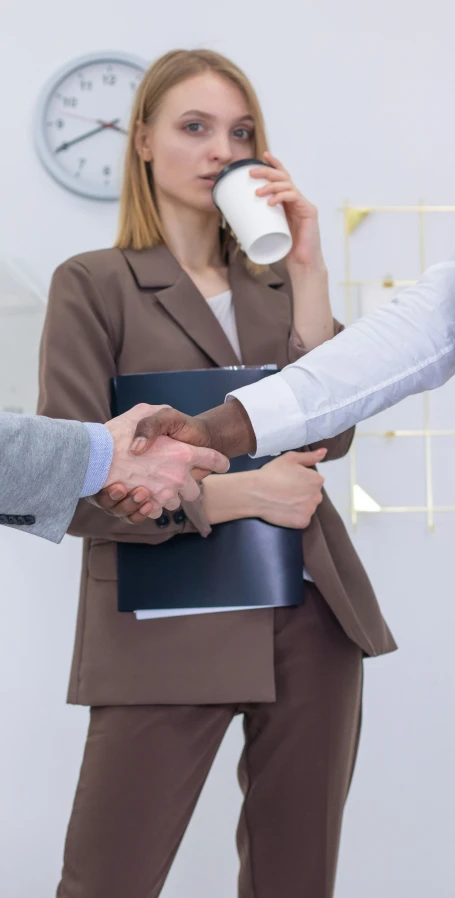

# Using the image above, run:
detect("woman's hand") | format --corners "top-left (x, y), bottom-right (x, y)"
top-left (246, 448), bottom-right (326, 528)
top-left (249, 151), bottom-right (325, 269)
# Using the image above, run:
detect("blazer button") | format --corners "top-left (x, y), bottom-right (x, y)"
top-left (155, 513), bottom-right (170, 528)
top-left (173, 509), bottom-right (186, 525)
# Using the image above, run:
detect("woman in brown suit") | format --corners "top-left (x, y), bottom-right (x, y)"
top-left (38, 49), bottom-right (396, 898)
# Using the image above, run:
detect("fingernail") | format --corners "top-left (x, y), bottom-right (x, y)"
top-left (109, 487), bottom-right (125, 500)
top-left (131, 437), bottom-right (147, 453)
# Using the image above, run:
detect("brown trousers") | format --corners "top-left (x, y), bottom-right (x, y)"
top-left (57, 585), bottom-right (363, 898)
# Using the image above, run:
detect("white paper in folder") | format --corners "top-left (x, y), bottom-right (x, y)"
top-left (135, 605), bottom-right (270, 620)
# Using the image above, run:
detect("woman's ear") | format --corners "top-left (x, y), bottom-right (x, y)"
top-left (134, 121), bottom-right (153, 162)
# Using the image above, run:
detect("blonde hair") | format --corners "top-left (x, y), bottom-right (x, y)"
top-left (115, 49), bottom-right (269, 251)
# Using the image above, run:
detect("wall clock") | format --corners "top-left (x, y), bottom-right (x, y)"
top-left (35, 51), bottom-right (147, 200)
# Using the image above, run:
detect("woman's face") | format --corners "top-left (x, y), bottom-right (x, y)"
top-left (137, 72), bottom-right (256, 213)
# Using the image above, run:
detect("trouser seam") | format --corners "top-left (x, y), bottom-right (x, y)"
top-left (242, 721), bottom-right (258, 898)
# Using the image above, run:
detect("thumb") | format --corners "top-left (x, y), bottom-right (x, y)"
top-left (130, 407), bottom-right (210, 455)
top-left (287, 448), bottom-right (327, 466)
top-left (130, 408), bottom-right (184, 454)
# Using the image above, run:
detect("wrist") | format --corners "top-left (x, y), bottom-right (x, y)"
top-left (80, 423), bottom-right (115, 497)
top-left (196, 399), bottom-right (256, 458)
top-left (287, 256), bottom-right (328, 277)
top-left (203, 471), bottom-right (259, 524)
top-left (240, 469), bottom-right (264, 518)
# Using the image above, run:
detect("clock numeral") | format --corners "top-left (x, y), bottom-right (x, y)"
top-left (55, 119), bottom-right (65, 128)
top-left (78, 158), bottom-right (87, 168)
top-left (80, 80), bottom-right (93, 91)
top-left (103, 74), bottom-right (117, 86)
top-left (103, 165), bottom-right (111, 176)
top-left (63, 96), bottom-right (78, 107)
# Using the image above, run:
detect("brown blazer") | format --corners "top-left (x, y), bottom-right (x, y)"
top-left (38, 243), bottom-right (397, 706)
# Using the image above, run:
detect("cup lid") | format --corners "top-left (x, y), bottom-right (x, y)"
top-left (212, 158), bottom-right (269, 191)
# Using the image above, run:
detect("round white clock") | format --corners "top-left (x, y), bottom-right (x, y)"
top-left (35, 51), bottom-right (147, 200)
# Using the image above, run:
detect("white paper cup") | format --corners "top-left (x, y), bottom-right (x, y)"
top-left (212, 159), bottom-right (292, 265)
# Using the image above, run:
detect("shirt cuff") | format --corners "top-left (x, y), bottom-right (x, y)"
top-left (227, 372), bottom-right (307, 458)
top-left (80, 423), bottom-right (114, 498)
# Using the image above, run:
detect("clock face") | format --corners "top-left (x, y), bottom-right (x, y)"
top-left (35, 52), bottom-right (147, 200)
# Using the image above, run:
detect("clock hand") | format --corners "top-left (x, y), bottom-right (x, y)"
top-left (101, 121), bottom-right (128, 135)
top-left (61, 111), bottom-right (128, 131)
top-left (61, 110), bottom-right (103, 125)
top-left (55, 118), bottom-right (120, 153)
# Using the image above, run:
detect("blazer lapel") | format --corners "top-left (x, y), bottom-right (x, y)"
top-left (122, 243), bottom-right (292, 370)
top-left (122, 245), bottom-right (240, 368)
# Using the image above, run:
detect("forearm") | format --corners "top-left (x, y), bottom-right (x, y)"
top-left (230, 260), bottom-right (455, 456)
top-left (0, 414), bottom-right (91, 544)
top-left (287, 261), bottom-right (334, 351)
top-left (203, 472), bottom-right (259, 524)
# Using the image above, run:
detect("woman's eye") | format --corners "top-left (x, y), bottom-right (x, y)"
top-left (234, 128), bottom-right (253, 140)
top-left (185, 122), bottom-right (204, 133)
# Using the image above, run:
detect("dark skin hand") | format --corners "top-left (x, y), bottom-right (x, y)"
top-left (91, 399), bottom-right (256, 522)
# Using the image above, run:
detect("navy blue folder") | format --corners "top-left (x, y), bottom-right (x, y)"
top-left (111, 367), bottom-right (304, 612)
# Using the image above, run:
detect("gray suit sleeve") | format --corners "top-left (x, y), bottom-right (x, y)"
top-left (0, 413), bottom-right (90, 543)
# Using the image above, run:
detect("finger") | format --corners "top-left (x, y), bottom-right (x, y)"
top-left (179, 475), bottom-right (201, 503)
top-left (126, 403), bottom-right (170, 424)
top-left (125, 500), bottom-right (162, 524)
top-left (268, 190), bottom-right (301, 206)
top-left (103, 487), bottom-right (153, 517)
top-left (131, 408), bottom-right (198, 454)
top-left (285, 448), bottom-right (327, 466)
top-left (152, 486), bottom-right (189, 510)
top-left (255, 180), bottom-right (294, 196)
top-left (189, 446), bottom-right (230, 474)
top-left (88, 483), bottom-right (129, 510)
top-left (249, 166), bottom-right (288, 181)
top-left (163, 496), bottom-right (181, 511)
top-left (263, 150), bottom-right (288, 173)
top-left (190, 467), bottom-right (213, 482)
top-left (130, 412), bottom-right (169, 453)
top-left (148, 506), bottom-right (164, 520)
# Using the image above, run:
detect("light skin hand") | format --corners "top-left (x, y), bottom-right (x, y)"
top-left (250, 151), bottom-right (325, 270)
top-left (203, 449), bottom-right (327, 527)
top-left (250, 151), bottom-right (334, 350)
top-left (87, 403), bottom-right (230, 523)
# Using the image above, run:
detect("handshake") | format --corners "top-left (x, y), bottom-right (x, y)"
top-left (93, 398), bottom-right (256, 521)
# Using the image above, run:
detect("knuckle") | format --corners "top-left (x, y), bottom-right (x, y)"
top-left (174, 442), bottom-right (192, 462)
top-left (134, 402), bottom-right (151, 416)
top-left (160, 488), bottom-right (175, 505)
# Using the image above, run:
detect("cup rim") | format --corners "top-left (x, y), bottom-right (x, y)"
top-left (212, 158), bottom-right (269, 192)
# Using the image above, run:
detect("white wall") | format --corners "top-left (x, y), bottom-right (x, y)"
top-left (1, 1), bottom-right (455, 895)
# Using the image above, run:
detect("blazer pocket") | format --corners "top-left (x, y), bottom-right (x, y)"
top-left (88, 541), bottom-right (118, 581)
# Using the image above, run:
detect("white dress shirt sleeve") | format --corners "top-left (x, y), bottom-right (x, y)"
top-left (228, 259), bottom-right (455, 457)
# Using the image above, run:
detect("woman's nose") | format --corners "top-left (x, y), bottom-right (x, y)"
top-left (209, 134), bottom-right (233, 166)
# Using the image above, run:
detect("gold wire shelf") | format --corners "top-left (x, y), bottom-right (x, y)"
top-left (342, 200), bottom-right (455, 530)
